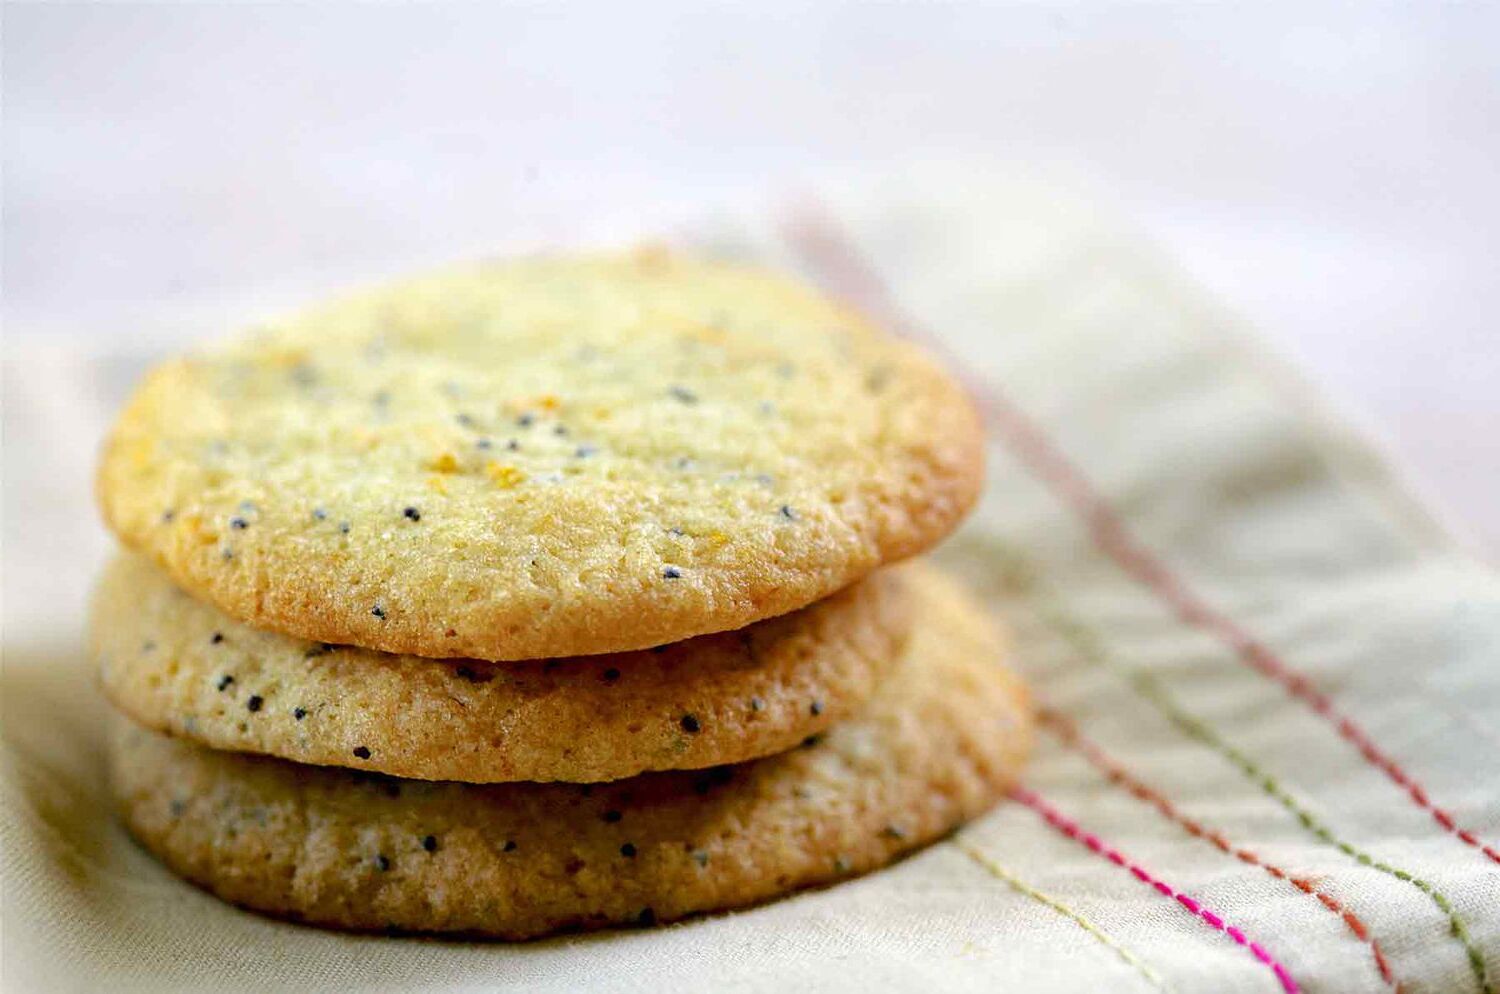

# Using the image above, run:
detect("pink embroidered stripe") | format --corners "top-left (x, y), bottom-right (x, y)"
top-left (782, 209), bottom-right (1500, 868)
top-left (1041, 707), bottom-right (1401, 992)
top-left (1014, 786), bottom-right (1300, 994)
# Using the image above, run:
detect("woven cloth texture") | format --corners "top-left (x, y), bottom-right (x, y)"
top-left (3, 169), bottom-right (1496, 993)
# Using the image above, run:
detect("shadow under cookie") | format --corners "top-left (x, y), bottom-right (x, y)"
top-left (107, 567), bottom-right (1031, 939)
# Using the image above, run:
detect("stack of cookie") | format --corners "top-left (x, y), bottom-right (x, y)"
top-left (90, 252), bottom-right (1032, 938)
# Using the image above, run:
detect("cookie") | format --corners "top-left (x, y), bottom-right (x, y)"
top-left (110, 567), bottom-right (1031, 939)
top-left (97, 251), bottom-right (983, 660)
top-left (93, 552), bottom-right (911, 783)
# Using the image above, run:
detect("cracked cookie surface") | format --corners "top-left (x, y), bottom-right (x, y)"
top-left (97, 252), bottom-right (983, 659)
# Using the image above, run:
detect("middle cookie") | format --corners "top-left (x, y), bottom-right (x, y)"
top-left (91, 553), bottom-right (910, 784)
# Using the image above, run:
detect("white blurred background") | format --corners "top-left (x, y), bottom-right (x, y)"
top-left (4, 2), bottom-right (1497, 552)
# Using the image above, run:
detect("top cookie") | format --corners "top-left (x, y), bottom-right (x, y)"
top-left (97, 251), bottom-right (983, 660)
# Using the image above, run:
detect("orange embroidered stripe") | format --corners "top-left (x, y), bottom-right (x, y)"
top-left (1039, 707), bottom-right (1401, 993)
top-left (1014, 559), bottom-right (1492, 994)
top-left (782, 207), bottom-right (1500, 870)
top-left (1013, 786), bottom-right (1300, 993)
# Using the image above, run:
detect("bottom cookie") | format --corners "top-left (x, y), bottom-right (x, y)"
top-left (109, 567), bottom-right (1032, 939)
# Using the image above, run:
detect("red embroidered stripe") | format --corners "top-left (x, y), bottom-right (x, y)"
top-left (1040, 707), bottom-right (1401, 992)
top-left (782, 208), bottom-right (1500, 868)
